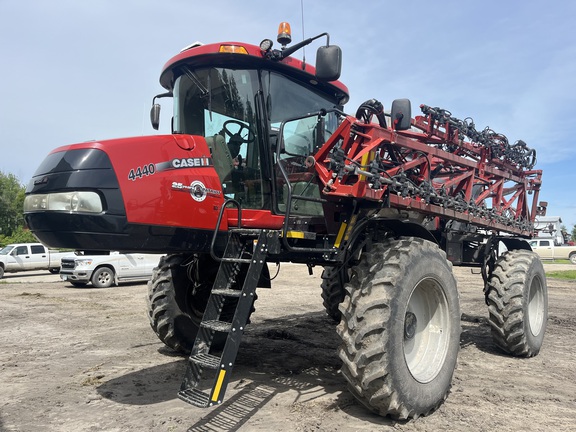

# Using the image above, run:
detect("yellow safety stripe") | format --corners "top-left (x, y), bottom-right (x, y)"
top-left (359, 151), bottom-right (373, 181)
top-left (286, 231), bottom-right (305, 239)
top-left (211, 370), bottom-right (227, 402)
top-left (334, 221), bottom-right (348, 248)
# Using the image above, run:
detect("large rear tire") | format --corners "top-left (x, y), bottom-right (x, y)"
top-left (486, 249), bottom-right (547, 357)
top-left (337, 237), bottom-right (461, 420)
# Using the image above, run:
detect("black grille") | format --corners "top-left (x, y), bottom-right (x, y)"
top-left (61, 260), bottom-right (75, 269)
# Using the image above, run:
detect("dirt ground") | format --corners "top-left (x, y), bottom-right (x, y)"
top-left (1, 262), bottom-right (575, 432)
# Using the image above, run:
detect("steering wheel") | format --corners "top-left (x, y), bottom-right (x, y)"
top-left (223, 120), bottom-right (255, 144)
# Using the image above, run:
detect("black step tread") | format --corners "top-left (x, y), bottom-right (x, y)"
top-left (190, 353), bottom-right (221, 369)
top-left (178, 388), bottom-right (211, 407)
top-left (200, 320), bottom-right (232, 332)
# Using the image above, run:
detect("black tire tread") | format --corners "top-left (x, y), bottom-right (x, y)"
top-left (147, 255), bottom-right (195, 354)
top-left (486, 249), bottom-right (547, 357)
top-left (321, 267), bottom-right (346, 322)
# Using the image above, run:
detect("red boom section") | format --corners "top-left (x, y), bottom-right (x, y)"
top-left (314, 106), bottom-right (543, 237)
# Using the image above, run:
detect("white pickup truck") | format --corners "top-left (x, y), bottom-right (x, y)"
top-left (529, 239), bottom-right (576, 264)
top-left (59, 252), bottom-right (163, 287)
top-left (0, 243), bottom-right (68, 279)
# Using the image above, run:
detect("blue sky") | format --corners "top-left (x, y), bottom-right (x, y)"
top-left (1, 0), bottom-right (575, 228)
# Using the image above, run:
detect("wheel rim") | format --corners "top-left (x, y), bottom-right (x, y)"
top-left (528, 275), bottom-right (545, 336)
top-left (570, 255), bottom-right (576, 264)
top-left (403, 277), bottom-right (451, 383)
top-left (98, 271), bottom-right (111, 285)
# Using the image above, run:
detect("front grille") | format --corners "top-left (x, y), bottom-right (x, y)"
top-left (61, 260), bottom-right (75, 269)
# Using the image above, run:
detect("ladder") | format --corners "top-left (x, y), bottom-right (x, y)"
top-left (178, 228), bottom-right (279, 407)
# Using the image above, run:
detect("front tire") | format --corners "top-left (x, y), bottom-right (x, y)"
top-left (337, 237), bottom-right (460, 420)
top-left (486, 250), bottom-right (548, 357)
top-left (147, 254), bottom-right (249, 355)
top-left (569, 252), bottom-right (576, 265)
top-left (91, 266), bottom-right (114, 288)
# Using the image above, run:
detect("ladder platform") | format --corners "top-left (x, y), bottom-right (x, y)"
top-left (190, 353), bottom-right (221, 369)
top-left (200, 320), bottom-right (233, 332)
top-left (178, 388), bottom-right (211, 408)
top-left (211, 288), bottom-right (242, 297)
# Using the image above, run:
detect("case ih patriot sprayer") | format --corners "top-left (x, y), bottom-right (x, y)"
top-left (24, 23), bottom-right (547, 419)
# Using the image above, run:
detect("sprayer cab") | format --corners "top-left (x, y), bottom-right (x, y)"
top-left (150, 22), bottom-right (344, 130)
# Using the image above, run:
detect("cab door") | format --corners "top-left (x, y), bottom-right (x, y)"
top-left (535, 240), bottom-right (554, 259)
top-left (28, 244), bottom-right (49, 270)
top-left (11, 245), bottom-right (31, 270)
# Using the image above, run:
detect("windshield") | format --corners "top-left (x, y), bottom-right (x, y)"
top-left (0, 246), bottom-right (13, 255)
top-left (173, 67), bottom-right (264, 208)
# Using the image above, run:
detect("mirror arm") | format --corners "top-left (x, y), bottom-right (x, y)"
top-left (279, 32), bottom-right (329, 59)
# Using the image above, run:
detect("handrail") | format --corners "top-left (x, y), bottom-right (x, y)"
top-left (209, 199), bottom-right (242, 263)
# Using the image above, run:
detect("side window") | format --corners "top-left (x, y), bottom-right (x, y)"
top-left (541, 240), bottom-right (550, 247)
top-left (30, 245), bottom-right (45, 254)
top-left (15, 246), bottom-right (28, 255)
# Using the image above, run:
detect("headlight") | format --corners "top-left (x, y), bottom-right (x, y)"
top-left (74, 259), bottom-right (93, 268)
top-left (24, 192), bottom-right (103, 213)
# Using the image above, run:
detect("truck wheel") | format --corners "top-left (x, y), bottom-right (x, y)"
top-left (337, 237), bottom-right (460, 420)
top-left (0, 266), bottom-right (4, 279)
top-left (91, 266), bottom-right (114, 288)
top-left (321, 266), bottom-right (347, 322)
top-left (570, 252), bottom-right (576, 264)
top-left (486, 250), bottom-right (548, 357)
top-left (147, 254), bottom-right (248, 355)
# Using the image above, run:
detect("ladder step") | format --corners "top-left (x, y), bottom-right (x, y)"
top-left (211, 288), bottom-right (242, 297)
top-left (228, 228), bottom-right (263, 236)
top-left (201, 320), bottom-right (232, 332)
top-left (178, 388), bottom-right (211, 408)
top-left (190, 353), bottom-right (221, 369)
top-left (219, 257), bottom-right (252, 264)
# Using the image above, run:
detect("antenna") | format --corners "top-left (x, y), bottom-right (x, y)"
top-left (301, 0), bottom-right (306, 68)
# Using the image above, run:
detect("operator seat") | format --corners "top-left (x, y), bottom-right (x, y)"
top-left (205, 134), bottom-right (234, 183)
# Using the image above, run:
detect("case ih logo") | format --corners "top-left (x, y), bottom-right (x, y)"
top-left (171, 181), bottom-right (221, 202)
top-left (156, 157), bottom-right (213, 171)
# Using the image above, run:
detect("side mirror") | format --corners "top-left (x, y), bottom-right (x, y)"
top-left (316, 45), bottom-right (342, 81)
top-left (150, 104), bottom-right (161, 130)
top-left (391, 98), bottom-right (412, 131)
top-left (149, 91), bottom-right (173, 130)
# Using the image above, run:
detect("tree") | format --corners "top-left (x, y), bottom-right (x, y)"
top-left (572, 224), bottom-right (576, 243)
top-left (0, 226), bottom-right (37, 246)
top-left (0, 171), bottom-right (26, 238)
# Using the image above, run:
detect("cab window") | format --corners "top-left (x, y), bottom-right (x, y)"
top-left (172, 67), bottom-right (265, 209)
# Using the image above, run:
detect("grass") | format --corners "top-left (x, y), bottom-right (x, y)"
top-left (546, 270), bottom-right (576, 280)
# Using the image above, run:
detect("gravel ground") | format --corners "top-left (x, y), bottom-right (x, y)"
top-left (0, 262), bottom-right (575, 431)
